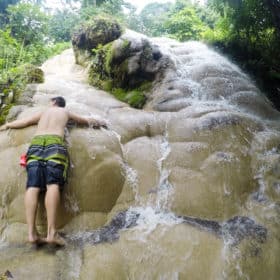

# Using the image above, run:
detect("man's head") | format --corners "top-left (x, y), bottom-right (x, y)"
top-left (50, 96), bottom-right (66, 107)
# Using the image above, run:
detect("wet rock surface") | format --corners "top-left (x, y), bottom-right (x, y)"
top-left (68, 210), bottom-right (267, 249)
top-left (221, 216), bottom-right (267, 245)
top-left (68, 210), bottom-right (139, 245)
top-left (0, 42), bottom-right (280, 279)
top-left (75, 27), bottom-right (280, 119)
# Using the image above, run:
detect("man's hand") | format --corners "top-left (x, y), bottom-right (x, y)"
top-left (68, 112), bottom-right (108, 129)
top-left (0, 124), bottom-right (8, 131)
top-left (98, 120), bottom-right (108, 129)
top-left (90, 119), bottom-right (108, 129)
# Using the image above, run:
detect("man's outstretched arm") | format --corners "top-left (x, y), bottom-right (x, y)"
top-left (0, 112), bottom-right (42, 131)
top-left (68, 112), bottom-right (107, 128)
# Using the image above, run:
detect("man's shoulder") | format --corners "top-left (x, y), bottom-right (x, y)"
top-left (45, 107), bottom-right (69, 117)
top-left (48, 107), bottom-right (68, 113)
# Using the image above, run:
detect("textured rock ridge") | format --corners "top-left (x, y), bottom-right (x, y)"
top-left (0, 33), bottom-right (280, 279)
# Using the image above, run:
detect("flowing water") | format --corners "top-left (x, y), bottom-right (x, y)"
top-left (0, 34), bottom-right (280, 279)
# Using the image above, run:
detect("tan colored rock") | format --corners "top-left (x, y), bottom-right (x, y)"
top-left (124, 136), bottom-right (161, 197)
top-left (62, 212), bottom-right (107, 233)
top-left (80, 223), bottom-right (224, 280)
top-left (67, 129), bottom-right (125, 212)
top-left (222, 234), bottom-right (280, 279)
top-left (0, 47), bottom-right (280, 279)
top-left (0, 245), bottom-right (60, 280)
top-left (1, 223), bottom-right (28, 243)
top-left (80, 244), bottom-right (127, 280)
top-left (0, 145), bottom-right (27, 201)
top-left (165, 141), bottom-right (210, 170)
top-left (108, 108), bottom-right (157, 143)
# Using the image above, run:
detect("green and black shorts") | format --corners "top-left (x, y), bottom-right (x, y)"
top-left (26, 135), bottom-right (69, 191)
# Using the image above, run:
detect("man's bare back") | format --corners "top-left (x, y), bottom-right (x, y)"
top-left (36, 107), bottom-right (69, 137)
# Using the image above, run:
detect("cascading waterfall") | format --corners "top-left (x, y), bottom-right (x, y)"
top-left (0, 31), bottom-right (280, 279)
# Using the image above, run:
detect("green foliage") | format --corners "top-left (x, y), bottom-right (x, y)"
top-left (195, 3), bottom-right (220, 29)
top-left (0, 29), bottom-right (31, 101)
top-left (112, 88), bottom-right (147, 108)
top-left (0, 29), bottom-right (20, 70)
top-left (1, 0), bottom-right (279, 110)
top-left (171, 0), bottom-right (193, 11)
top-left (0, 28), bottom-right (70, 70)
top-left (206, 0), bottom-right (280, 108)
top-left (46, 42), bottom-right (71, 56)
top-left (0, 27), bottom-right (70, 123)
top-left (90, 42), bottom-right (114, 83)
top-left (0, 63), bottom-right (43, 100)
top-left (100, 0), bottom-right (124, 15)
top-left (115, 0), bottom-right (280, 108)
top-left (7, 3), bottom-right (49, 45)
top-left (137, 2), bottom-right (172, 36)
top-left (0, 0), bottom-right (73, 124)
top-left (49, 10), bottom-right (79, 42)
top-left (206, 0), bottom-right (276, 45)
top-left (266, 0), bottom-right (280, 36)
top-left (0, 0), bottom-right (19, 26)
top-left (126, 0), bottom-right (213, 41)
top-left (0, 0), bottom-right (19, 14)
top-left (79, 0), bottom-right (125, 22)
top-left (123, 4), bottom-right (143, 33)
top-left (164, 7), bottom-right (206, 41)
top-left (203, 16), bottom-right (233, 43)
top-left (81, 0), bottom-right (106, 8)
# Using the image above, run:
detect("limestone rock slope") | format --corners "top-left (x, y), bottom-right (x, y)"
top-left (0, 29), bottom-right (280, 279)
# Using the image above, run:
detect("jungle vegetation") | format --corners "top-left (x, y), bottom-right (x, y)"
top-left (130, 0), bottom-right (280, 108)
top-left (0, 0), bottom-right (279, 115)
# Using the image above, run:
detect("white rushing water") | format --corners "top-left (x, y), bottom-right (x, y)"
top-left (1, 31), bottom-right (280, 278)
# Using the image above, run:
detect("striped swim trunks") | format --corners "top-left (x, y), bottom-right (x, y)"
top-left (26, 135), bottom-right (69, 191)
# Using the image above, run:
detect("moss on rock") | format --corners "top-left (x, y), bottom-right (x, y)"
top-left (88, 39), bottom-right (153, 109)
top-left (112, 88), bottom-right (147, 109)
top-left (72, 16), bottom-right (123, 66)
top-left (73, 24), bottom-right (165, 109)
top-left (88, 41), bottom-right (151, 109)
top-left (0, 64), bottom-right (44, 124)
top-left (23, 64), bottom-right (44, 83)
top-left (0, 104), bottom-right (13, 125)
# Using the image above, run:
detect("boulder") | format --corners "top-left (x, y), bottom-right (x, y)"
top-left (80, 223), bottom-right (224, 280)
top-left (72, 16), bottom-right (122, 67)
top-left (0, 44), bottom-right (280, 279)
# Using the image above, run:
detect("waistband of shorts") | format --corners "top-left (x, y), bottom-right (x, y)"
top-left (31, 134), bottom-right (65, 146)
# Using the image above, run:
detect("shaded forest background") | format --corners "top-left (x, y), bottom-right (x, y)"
top-left (0, 0), bottom-right (280, 122)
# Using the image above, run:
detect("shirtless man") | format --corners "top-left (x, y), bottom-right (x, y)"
top-left (0, 96), bottom-right (106, 246)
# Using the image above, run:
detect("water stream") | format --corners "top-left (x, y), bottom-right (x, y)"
top-left (0, 35), bottom-right (280, 279)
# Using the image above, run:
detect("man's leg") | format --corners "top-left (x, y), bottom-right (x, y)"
top-left (44, 184), bottom-right (65, 245)
top-left (24, 187), bottom-right (40, 243)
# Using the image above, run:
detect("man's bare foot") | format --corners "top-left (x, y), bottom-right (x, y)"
top-left (28, 235), bottom-right (47, 245)
top-left (44, 234), bottom-right (66, 247)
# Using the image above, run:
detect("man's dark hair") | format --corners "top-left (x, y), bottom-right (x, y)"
top-left (51, 96), bottom-right (66, 107)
